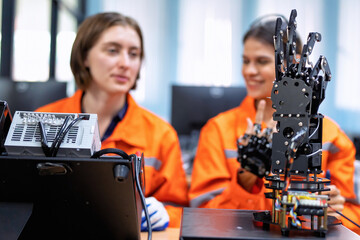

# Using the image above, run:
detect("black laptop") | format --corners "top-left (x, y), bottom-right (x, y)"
top-left (0, 155), bottom-right (142, 240)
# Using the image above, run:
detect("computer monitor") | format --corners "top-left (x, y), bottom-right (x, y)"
top-left (0, 78), bottom-right (68, 115)
top-left (171, 85), bottom-right (247, 174)
top-left (171, 85), bottom-right (247, 136)
top-left (0, 155), bottom-right (142, 240)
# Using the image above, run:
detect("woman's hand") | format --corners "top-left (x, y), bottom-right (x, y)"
top-left (141, 197), bottom-right (169, 231)
top-left (239, 100), bottom-right (276, 146)
top-left (237, 99), bottom-right (276, 189)
top-left (326, 185), bottom-right (345, 218)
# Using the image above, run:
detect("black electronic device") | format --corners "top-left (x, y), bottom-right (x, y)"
top-left (171, 85), bottom-right (247, 136)
top-left (0, 78), bottom-right (67, 115)
top-left (180, 208), bottom-right (358, 240)
top-left (0, 155), bottom-right (142, 240)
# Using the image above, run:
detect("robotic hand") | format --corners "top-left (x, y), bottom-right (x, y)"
top-left (141, 197), bottom-right (169, 232)
top-left (237, 126), bottom-right (273, 178)
top-left (237, 100), bottom-right (274, 178)
top-left (239, 10), bottom-right (331, 178)
top-left (271, 9), bottom-right (331, 176)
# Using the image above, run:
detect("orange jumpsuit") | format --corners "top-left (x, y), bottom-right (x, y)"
top-left (189, 96), bottom-right (360, 233)
top-left (36, 90), bottom-right (189, 227)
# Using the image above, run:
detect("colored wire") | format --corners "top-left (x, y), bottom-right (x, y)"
top-left (328, 205), bottom-right (360, 229)
top-left (308, 118), bottom-right (320, 139)
top-left (91, 148), bottom-right (130, 159)
top-left (306, 148), bottom-right (322, 157)
top-left (38, 121), bottom-right (51, 157)
top-left (51, 116), bottom-right (84, 157)
top-left (49, 116), bottom-right (70, 155)
top-left (283, 156), bottom-right (294, 191)
top-left (132, 153), bottom-right (152, 240)
top-left (290, 197), bottom-right (301, 227)
top-left (275, 195), bottom-right (282, 210)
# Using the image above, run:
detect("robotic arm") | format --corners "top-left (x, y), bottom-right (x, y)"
top-left (238, 9), bottom-right (331, 178)
top-left (271, 9), bottom-right (331, 176)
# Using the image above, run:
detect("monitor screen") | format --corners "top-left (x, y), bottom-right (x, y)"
top-left (171, 85), bottom-right (247, 174)
top-left (0, 79), bottom-right (68, 115)
top-left (171, 85), bottom-right (247, 136)
top-left (0, 155), bottom-right (142, 240)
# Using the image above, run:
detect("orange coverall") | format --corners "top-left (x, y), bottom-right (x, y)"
top-left (189, 96), bottom-right (360, 234)
top-left (36, 90), bottom-right (189, 227)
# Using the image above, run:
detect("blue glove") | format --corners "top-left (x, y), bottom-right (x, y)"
top-left (141, 197), bottom-right (169, 231)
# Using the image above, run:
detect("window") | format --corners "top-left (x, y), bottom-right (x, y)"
top-left (12, 0), bottom-right (79, 82)
top-left (56, 0), bottom-right (78, 82)
top-left (177, 0), bottom-right (241, 87)
top-left (13, 0), bottom-right (51, 81)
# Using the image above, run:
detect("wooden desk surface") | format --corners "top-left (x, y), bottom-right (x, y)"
top-left (141, 228), bottom-right (180, 240)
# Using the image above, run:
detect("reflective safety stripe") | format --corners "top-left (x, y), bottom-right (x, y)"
top-left (322, 142), bottom-right (340, 154)
top-left (224, 149), bottom-right (237, 159)
top-left (163, 202), bottom-right (186, 207)
top-left (354, 161), bottom-right (360, 204)
top-left (145, 157), bottom-right (162, 171)
top-left (190, 188), bottom-right (225, 207)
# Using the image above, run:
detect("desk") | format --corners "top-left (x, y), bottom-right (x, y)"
top-left (141, 228), bottom-right (180, 240)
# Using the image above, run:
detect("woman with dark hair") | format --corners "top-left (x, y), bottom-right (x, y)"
top-left (189, 14), bottom-right (360, 233)
top-left (37, 12), bottom-right (188, 230)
